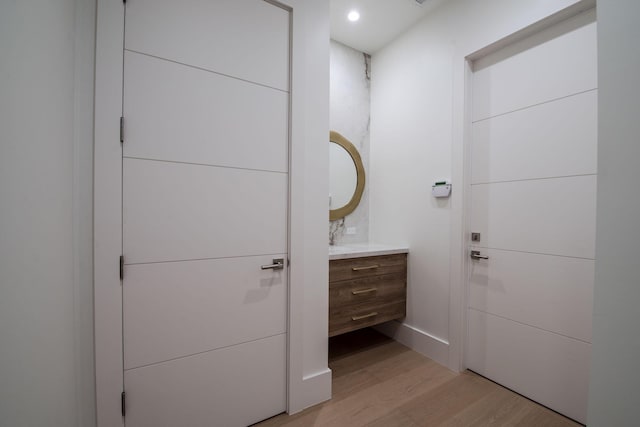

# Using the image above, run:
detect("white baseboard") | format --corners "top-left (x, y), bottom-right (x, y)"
top-left (288, 368), bottom-right (332, 414)
top-left (375, 321), bottom-right (450, 368)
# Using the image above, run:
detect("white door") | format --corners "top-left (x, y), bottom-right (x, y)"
top-left (121, 1), bottom-right (290, 425)
top-left (466, 10), bottom-right (597, 424)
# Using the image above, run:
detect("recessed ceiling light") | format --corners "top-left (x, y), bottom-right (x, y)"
top-left (347, 10), bottom-right (360, 22)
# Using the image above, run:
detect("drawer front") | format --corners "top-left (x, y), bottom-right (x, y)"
top-left (329, 300), bottom-right (406, 337)
top-left (329, 272), bottom-right (406, 309)
top-left (329, 253), bottom-right (407, 282)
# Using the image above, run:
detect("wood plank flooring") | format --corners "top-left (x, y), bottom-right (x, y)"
top-left (255, 328), bottom-right (581, 427)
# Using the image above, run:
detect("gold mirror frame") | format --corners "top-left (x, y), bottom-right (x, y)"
top-left (329, 130), bottom-right (365, 221)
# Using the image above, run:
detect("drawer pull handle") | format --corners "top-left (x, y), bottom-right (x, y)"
top-left (351, 312), bottom-right (378, 321)
top-left (352, 288), bottom-right (377, 295)
top-left (352, 264), bottom-right (380, 271)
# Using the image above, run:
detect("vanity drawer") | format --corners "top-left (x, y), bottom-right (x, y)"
top-left (329, 253), bottom-right (407, 282)
top-left (329, 300), bottom-right (406, 337)
top-left (328, 253), bottom-right (407, 337)
top-left (329, 272), bottom-right (406, 308)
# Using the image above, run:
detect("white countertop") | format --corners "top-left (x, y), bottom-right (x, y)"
top-left (328, 243), bottom-right (409, 260)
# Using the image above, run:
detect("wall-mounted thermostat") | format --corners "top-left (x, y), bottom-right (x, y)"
top-left (432, 181), bottom-right (451, 198)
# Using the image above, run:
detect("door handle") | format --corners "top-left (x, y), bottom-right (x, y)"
top-left (470, 250), bottom-right (489, 260)
top-left (261, 258), bottom-right (284, 270)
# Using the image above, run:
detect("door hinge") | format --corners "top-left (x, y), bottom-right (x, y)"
top-left (120, 116), bottom-right (124, 143)
top-left (121, 391), bottom-right (126, 417)
top-left (119, 255), bottom-right (124, 281)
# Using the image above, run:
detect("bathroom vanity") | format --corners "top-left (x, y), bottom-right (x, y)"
top-left (327, 131), bottom-right (408, 336)
top-left (328, 244), bottom-right (408, 337)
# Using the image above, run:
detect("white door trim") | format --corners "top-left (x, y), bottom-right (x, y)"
top-left (94, 1), bottom-right (330, 425)
top-left (448, 0), bottom-right (597, 374)
top-left (94, 1), bottom-right (125, 425)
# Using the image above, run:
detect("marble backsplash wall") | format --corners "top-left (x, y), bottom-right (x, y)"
top-left (330, 40), bottom-right (371, 245)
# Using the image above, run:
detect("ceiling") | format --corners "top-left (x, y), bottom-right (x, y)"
top-left (330, 0), bottom-right (447, 54)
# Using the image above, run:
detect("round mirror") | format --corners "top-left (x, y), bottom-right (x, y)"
top-left (329, 131), bottom-right (365, 221)
top-left (330, 142), bottom-right (357, 208)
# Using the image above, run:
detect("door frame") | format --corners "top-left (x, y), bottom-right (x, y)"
top-left (447, 0), bottom-right (597, 373)
top-left (93, 1), bottom-right (330, 425)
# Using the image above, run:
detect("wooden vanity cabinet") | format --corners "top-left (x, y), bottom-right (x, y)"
top-left (328, 253), bottom-right (407, 337)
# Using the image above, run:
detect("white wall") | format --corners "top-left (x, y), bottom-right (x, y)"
top-left (370, 0), bottom-right (587, 368)
top-left (290, 0), bottom-right (332, 413)
top-left (329, 40), bottom-right (370, 245)
top-left (588, 1), bottom-right (640, 425)
top-left (0, 0), bottom-right (96, 426)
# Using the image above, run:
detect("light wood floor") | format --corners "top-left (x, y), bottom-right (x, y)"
top-left (255, 328), bottom-right (581, 427)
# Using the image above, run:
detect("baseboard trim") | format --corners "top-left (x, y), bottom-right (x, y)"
top-left (288, 368), bottom-right (332, 415)
top-left (375, 321), bottom-right (450, 368)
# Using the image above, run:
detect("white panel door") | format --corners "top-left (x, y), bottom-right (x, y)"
top-left (121, 1), bottom-right (290, 425)
top-left (466, 9), bottom-right (596, 424)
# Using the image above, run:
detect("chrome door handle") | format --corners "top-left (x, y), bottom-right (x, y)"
top-left (261, 258), bottom-right (284, 270)
top-left (470, 250), bottom-right (489, 260)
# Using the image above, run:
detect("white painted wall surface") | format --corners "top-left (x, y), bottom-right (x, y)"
top-left (369, 0), bottom-right (587, 368)
top-left (588, 1), bottom-right (640, 425)
top-left (329, 40), bottom-right (370, 245)
top-left (292, 0), bottom-right (332, 411)
top-left (0, 0), bottom-right (96, 426)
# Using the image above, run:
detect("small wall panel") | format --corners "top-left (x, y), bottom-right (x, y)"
top-left (469, 248), bottom-right (594, 342)
top-left (124, 255), bottom-right (287, 369)
top-left (471, 90), bottom-right (597, 184)
top-left (124, 51), bottom-right (288, 172)
top-left (124, 334), bottom-right (286, 427)
top-left (125, 0), bottom-right (290, 90)
top-left (467, 310), bottom-right (590, 424)
top-left (123, 158), bottom-right (287, 264)
top-left (472, 10), bottom-right (596, 121)
top-left (470, 175), bottom-right (597, 259)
